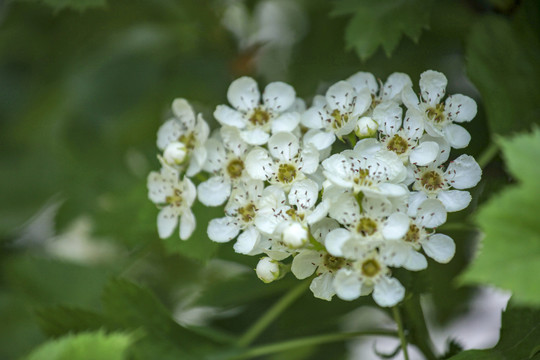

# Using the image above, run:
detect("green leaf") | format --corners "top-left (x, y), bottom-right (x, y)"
top-left (25, 330), bottom-right (132, 360)
top-left (15, 0), bottom-right (107, 11)
top-left (333, 0), bottom-right (432, 61)
top-left (36, 306), bottom-right (109, 338)
top-left (462, 129), bottom-right (540, 304)
top-left (466, 1), bottom-right (540, 136)
top-left (448, 306), bottom-right (540, 360)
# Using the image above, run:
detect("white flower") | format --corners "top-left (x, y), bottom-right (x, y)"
top-left (402, 70), bottom-right (477, 149)
top-left (333, 251), bottom-right (405, 307)
top-left (410, 154), bottom-right (482, 214)
top-left (157, 98), bottom-right (210, 176)
top-left (245, 132), bottom-right (319, 191)
top-left (213, 77), bottom-right (299, 146)
top-left (197, 126), bottom-right (251, 206)
top-left (301, 81), bottom-right (372, 149)
top-left (147, 164), bottom-right (196, 240)
top-left (256, 257), bottom-right (282, 283)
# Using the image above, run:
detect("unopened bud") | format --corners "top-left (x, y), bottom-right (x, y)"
top-left (256, 257), bottom-right (281, 283)
top-left (164, 141), bottom-right (187, 165)
top-left (282, 222), bottom-right (308, 249)
top-left (355, 116), bottom-right (378, 138)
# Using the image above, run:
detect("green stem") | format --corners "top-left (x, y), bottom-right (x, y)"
top-left (402, 295), bottom-right (438, 360)
top-left (392, 306), bottom-right (410, 360)
top-left (236, 280), bottom-right (310, 348)
top-left (477, 141), bottom-right (499, 169)
top-left (231, 330), bottom-right (398, 359)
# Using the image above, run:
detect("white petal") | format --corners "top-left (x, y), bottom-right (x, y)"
top-left (272, 112), bottom-right (301, 133)
top-left (179, 210), bottom-right (196, 240)
top-left (310, 272), bottom-right (335, 301)
top-left (172, 98), bottom-right (196, 129)
top-left (410, 141), bottom-right (439, 166)
top-left (325, 228), bottom-right (351, 257)
top-left (291, 250), bottom-right (321, 279)
top-left (227, 76), bottom-right (260, 112)
top-left (303, 129), bottom-right (335, 150)
top-left (445, 154), bottom-right (482, 189)
top-left (326, 81), bottom-right (356, 113)
top-left (419, 70), bottom-right (447, 106)
top-left (301, 107), bottom-right (324, 129)
top-left (353, 138), bottom-right (382, 154)
top-left (263, 81), bottom-right (296, 112)
top-left (382, 73), bottom-right (412, 102)
top-left (299, 144), bottom-right (320, 174)
top-left (403, 109), bottom-right (425, 139)
top-left (234, 226), bottom-right (262, 255)
top-left (420, 134), bottom-right (450, 166)
top-left (403, 250), bottom-right (427, 271)
top-left (423, 233), bottom-right (455, 263)
top-left (379, 242), bottom-right (409, 267)
top-left (147, 171), bottom-right (172, 204)
top-left (407, 191), bottom-right (428, 217)
top-left (182, 177), bottom-right (197, 205)
top-left (157, 206), bottom-right (179, 239)
top-left (203, 139), bottom-right (226, 173)
top-left (207, 217), bottom-right (240, 243)
top-left (289, 179), bottom-right (319, 210)
top-left (370, 183), bottom-right (408, 198)
top-left (401, 86), bottom-right (420, 110)
top-left (445, 94), bottom-right (477, 123)
top-left (334, 269), bottom-right (362, 301)
top-left (346, 71), bottom-right (377, 94)
top-left (220, 126), bottom-right (248, 156)
top-left (437, 190), bottom-right (472, 212)
top-left (328, 193), bottom-right (360, 226)
top-left (157, 120), bottom-right (182, 150)
top-left (186, 146), bottom-right (207, 177)
top-left (352, 88), bottom-right (372, 117)
top-left (268, 132), bottom-right (299, 162)
top-left (197, 177), bottom-right (231, 207)
top-left (213, 105), bottom-right (246, 128)
top-left (372, 277), bottom-right (405, 307)
top-left (382, 213), bottom-right (410, 240)
top-left (416, 198), bottom-right (447, 228)
top-left (245, 148), bottom-right (273, 180)
top-left (240, 128), bottom-right (270, 146)
top-left (443, 124), bottom-right (471, 149)
top-left (373, 101), bottom-right (402, 136)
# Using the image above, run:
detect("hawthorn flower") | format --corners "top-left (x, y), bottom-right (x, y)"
top-left (197, 126), bottom-right (251, 206)
top-left (409, 154), bottom-right (482, 215)
top-left (245, 132), bottom-right (319, 191)
top-left (213, 77), bottom-right (300, 146)
top-left (333, 251), bottom-right (405, 307)
top-left (147, 164), bottom-right (196, 240)
top-left (402, 70), bottom-right (477, 149)
top-left (157, 98), bottom-right (210, 176)
top-left (346, 71), bottom-right (412, 110)
top-left (256, 257), bottom-right (282, 283)
top-left (301, 81), bottom-right (372, 149)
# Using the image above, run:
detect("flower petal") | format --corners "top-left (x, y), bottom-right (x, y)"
top-left (443, 124), bottom-right (471, 149)
top-left (291, 249), bottom-right (320, 279)
top-left (272, 112), bottom-right (301, 133)
top-left (268, 132), bottom-right (299, 162)
top-left (346, 71), bottom-right (377, 94)
top-left (263, 81), bottom-right (296, 112)
top-left (228, 76), bottom-right (260, 112)
top-left (289, 179), bottom-right (319, 210)
top-left (423, 233), bottom-right (455, 263)
top-left (416, 198), bottom-right (447, 228)
top-left (240, 128), bottom-right (270, 146)
top-left (326, 81), bottom-right (356, 113)
top-left (334, 269), bottom-right (362, 301)
top-left (445, 94), bottom-right (477, 123)
top-left (403, 250), bottom-right (427, 271)
top-left (437, 190), bottom-right (471, 212)
top-left (234, 226), bottom-right (262, 255)
top-left (245, 148), bottom-right (273, 180)
top-left (410, 141), bottom-right (439, 166)
top-left (197, 177), bottom-right (231, 207)
top-left (373, 101), bottom-right (402, 136)
top-left (446, 154), bottom-right (482, 189)
top-left (382, 73), bottom-right (412, 102)
top-left (310, 272), bottom-right (335, 301)
top-left (172, 98), bottom-right (195, 129)
top-left (207, 217), bottom-right (240, 243)
top-left (325, 228), bottom-right (351, 257)
top-left (179, 210), bottom-right (196, 240)
top-left (372, 277), bottom-right (405, 307)
top-left (382, 212), bottom-right (410, 240)
top-left (214, 105), bottom-right (246, 128)
top-left (303, 129), bottom-right (335, 150)
top-left (157, 206), bottom-right (178, 239)
top-left (419, 70), bottom-right (447, 106)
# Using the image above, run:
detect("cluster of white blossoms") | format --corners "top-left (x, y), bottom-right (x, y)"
top-left (147, 70), bottom-right (482, 307)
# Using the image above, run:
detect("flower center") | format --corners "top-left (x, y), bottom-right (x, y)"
top-left (249, 107), bottom-right (270, 126)
top-left (405, 224), bottom-right (421, 243)
top-left (361, 258), bottom-right (381, 278)
top-left (421, 170), bottom-right (444, 191)
top-left (237, 203), bottom-right (257, 223)
top-left (356, 217), bottom-right (378, 236)
top-left (323, 253), bottom-right (345, 271)
top-left (387, 134), bottom-right (408, 155)
top-left (286, 208), bottom-right (305, 221)
top-left (227, 158), bottom-right (245, 179)
top-left (353, 168), bottom-right (373, 187)
top-left (426, 103), bottom-right (445, 124)
top-left (277, 164), bottom-right (297, 183)
top-left (330, 109), bottom-right (348, 129)
top-left (178, 132), bottom-right (196, 150)
top-left (166, 189), bottom-right (183, 206)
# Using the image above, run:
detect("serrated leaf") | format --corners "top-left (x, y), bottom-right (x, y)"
top-left (333, 0), bottom-right (432, 61)
top-left (16, 0), bottom-right (107, 11)
top-left (466, 1), bottom-right (540, 136)
top-left (462, 129), bottom-right (540, 304)
top-left (25, 330), bottom-right (132, 360)
top-left (448, 306), bottom-right (540, 360)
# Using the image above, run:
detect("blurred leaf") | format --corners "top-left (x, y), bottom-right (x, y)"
top-left (25, 330), bottom-right (132, 360)
top-left (36, 306), bottom-right (109, 338)
top-left (15, 0), bottom-right (106, 11)
top-left (462, 129), bottom-right (540, 304)
top-left (448, 305), bottom-right (540, 360)
top-left (466, 1), bottom-right (540, 135)
top-left (333, 0), bottom-right (432, 61)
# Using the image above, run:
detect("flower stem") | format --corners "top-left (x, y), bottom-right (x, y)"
top-left (231, 330), bottom-right (398, 359)
top-left (402, 294), bottom-right (438, 360)
top-left (392, 306), bottom-right (410, 360)
top-left (477, 141), bottom-right (499, 169)
top-left (236, 280), bottom-right (310, 347)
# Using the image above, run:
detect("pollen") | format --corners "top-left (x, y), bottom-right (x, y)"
top-left (277, 163), bottom-right (297, 183)
top-left (426, 103), bottom-right (445, 124)
top-left (356, 217), bottom-right (378, 236)
top-left (331, 109), bottom-right (348, 129)
top-left (421, 170), bottom-right (444, 191)
top-left (249, 107), bottom-right (270, 126)
top-left (404, 224), bottom-right (421, 243)
top-left (227, 158), bottom-right (245, 179)
top-left (166, 189), bottom-right (183, 206)
top-left (387, 134), bottom-right (408, 155)
top-left (323, 253), bottom-right (345, 271)
top-left (237, 203), bottom-right (257, 223)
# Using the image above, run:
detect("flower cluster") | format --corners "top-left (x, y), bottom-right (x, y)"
top-left (147, 70), bottom-right (481, 307)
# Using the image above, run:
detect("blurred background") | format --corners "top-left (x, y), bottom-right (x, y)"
top-left (0, 0), bottom-right (537, 359)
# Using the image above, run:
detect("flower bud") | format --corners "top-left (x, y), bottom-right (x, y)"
top-left (355, 116), bottom-right (378, 138)
top-left (256, 257), bottom-right (281, 283)
top-left (164, 141), bottom-right (187, 165)
top-left (282, 222), bottom-right (308, 249)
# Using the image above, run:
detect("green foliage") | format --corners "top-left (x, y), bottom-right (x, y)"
top-left (332, 0), bottom-right (432, 61)
top-left (14, 0), bottom-right (106, 11)
top-left (462, 129), bottom-right (540, 304)
top-left (466, 0), bottom-right (540, 136)
top-left (24, 330), bottom-right (132, 360)
top-left (448, 305), bottom-right (540, 360)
